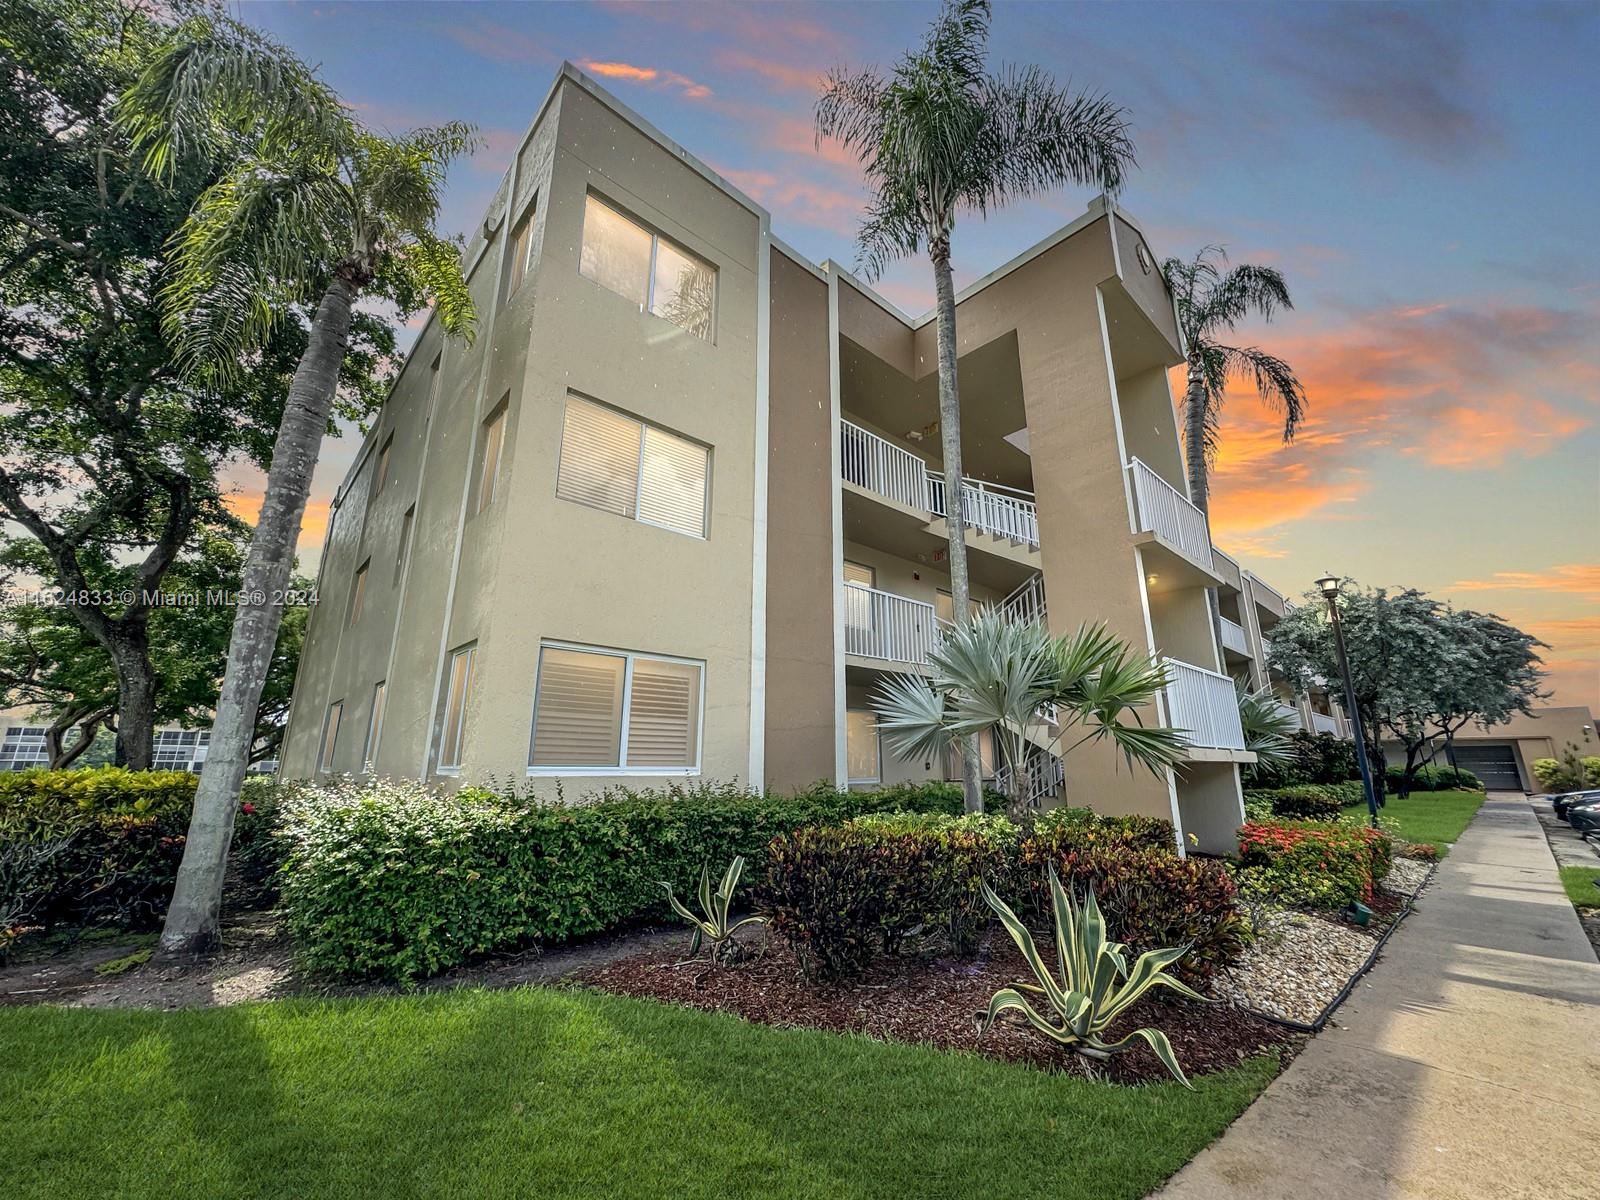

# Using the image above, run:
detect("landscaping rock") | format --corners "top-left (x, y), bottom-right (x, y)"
top-left (1209, 910), bottom-right (1375, 1025)
top-left (1381, 857), bottom-right (1432, 898)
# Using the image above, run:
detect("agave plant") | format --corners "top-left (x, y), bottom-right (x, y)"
top-left (659, 857), bottom-right (766, 964)
top-left (977, 867), bottom-right (1203, 1086)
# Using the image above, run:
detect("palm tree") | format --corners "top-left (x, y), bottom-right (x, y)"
top-left (1161, 246), bottom-right (1307, 517)
top-left (816, 0), bottom-right (1135, 811)
top-left (118, 13), bottom-right (478, 955)
top-left (872, 610), bottom-right (1183, 814)
top-left (1236, 682), bottom-right (1298, 771)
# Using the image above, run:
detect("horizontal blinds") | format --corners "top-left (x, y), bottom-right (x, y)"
top-left (558, 398), bottom-right (640, 519)
top-left (625, 658), bottom-right (701, 768)
top-left (638, 426), bottom-right (708, 537)
top-left (532, 647), bottom-right (625, 767)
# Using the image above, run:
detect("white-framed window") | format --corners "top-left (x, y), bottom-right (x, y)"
top-left (318, 701), bottom-right (343, 774)
top-left (0, 726), bottom-right (49, 771)
top-left (507, 200), bottom-right (536, 295)
top-left (364, 680), bottom-right (386, 769)
top-left (374, 432), bottom-right (394, 494)
top-left (349, 559), bottom-right (370, 626)
top-left (476, 401), bottom-right (507, 514)
top-left (579, 193), bottom-right (715, 340)
top-left (153, 729), bottom-right (210, 773)
top-left (556, 395), bottom-right (709, 539)
top-left (846, 709), bottom-right (881, 784)
top-left (395, 504), bottom-right (415, 585)
top-left (437, 644), bottom-right (476, 773)
top-left (529, 642), bottom-right (703, 774)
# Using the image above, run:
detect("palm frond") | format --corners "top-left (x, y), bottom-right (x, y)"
top-left (872, 671), bottom-right (959, 763)
top-left (1236, 683), bottom-right (1298, 767)
top-left (1221, 345), bottom-right (1306, 442)
top-left (389, 233), bottom-right (477, 342)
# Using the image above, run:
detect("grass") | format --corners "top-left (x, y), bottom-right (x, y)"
top-left (1342, 788), bottom-right (1486, 854)
top-left (1558, 866), bottom-right (1600, 910)
top-left (0, 985), bottom-right (1275, 1200)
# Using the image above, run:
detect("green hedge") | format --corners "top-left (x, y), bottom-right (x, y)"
top-left (1386, 764), bottom-right (1483, 793)
top-left (1243, 731), bottom-right (1359, 789)
top-left (1243, 784), bottom-right (1346, 821)
top-left (276, 778), bottom-right (965, 984)
top-left (1, 767), bottom-right (283, 954)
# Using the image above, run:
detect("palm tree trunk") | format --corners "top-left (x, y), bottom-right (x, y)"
top-left (158, 274), bottom-right (358, 956)
top-left (930, 238), bottom-right (982, 814)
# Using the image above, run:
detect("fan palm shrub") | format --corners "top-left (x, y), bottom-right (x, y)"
top-left (817, 0), bottom-right (1135, 810)
top-left (117, 12), bottom-right (478, 954)
top-left (1237, 683), bottom-right (1299, 772)
top-left (872, 610), bottom-right (1183, 812)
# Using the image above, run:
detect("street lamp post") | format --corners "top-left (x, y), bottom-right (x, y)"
top-left (1316, 573), bottom-right (1380, 829)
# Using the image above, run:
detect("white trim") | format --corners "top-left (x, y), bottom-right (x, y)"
top-left (827, 270), bottom-right (848, 786)
top-left (748, 220), bottom-right (771, 787)
top-left (1096, 289), bottom-right (1139, 537)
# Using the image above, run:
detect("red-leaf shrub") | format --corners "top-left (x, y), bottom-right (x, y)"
top-left (1236, 819), bottom-right (1392, 909)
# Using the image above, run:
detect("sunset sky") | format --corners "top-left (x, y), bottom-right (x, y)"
top-left (233, 0), bottom-right (1599, 711)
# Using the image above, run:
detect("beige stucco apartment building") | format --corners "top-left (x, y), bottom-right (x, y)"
top-left (276, 64), bottom-right (1331, 854)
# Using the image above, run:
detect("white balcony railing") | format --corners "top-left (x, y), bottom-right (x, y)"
top-left (1218, 615), bottom-right (1250, 656)
top-left (1164, 658), bottom-right (1247, 752)
top-left (840, 419), bottom-right (1039, 549)
top-left (994, 749), bottom-right (1064, 809)
top-left (1310, 711), bottom-right (1340, 736)
top-left (843, 583), bottom-right (943, 666)
top-left (1275, 701), bottom-right (1303, 731)
top-left (998, 573), bottom-right (1047, 626)
top-left (840, 420), bottom-right (931, 510)
top-left (1126, 458), bottom-right (1213, 573)
top-left (928, 476), bottom-right (1041, 548)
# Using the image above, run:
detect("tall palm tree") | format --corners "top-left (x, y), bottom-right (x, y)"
top-left (815, 0), bottom-right (1135, 812)
top-left (1161, 246), bottom-right (1307, 517)
top-left (872, 610), bottom-right (1183, 814)
top-left (118, 13), bottom-right (478, 955)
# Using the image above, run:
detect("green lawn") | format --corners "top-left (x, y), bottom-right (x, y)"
top-left (1, 985), bottom-right (1274, 1200)
top-left (1559, 866), bottom-right (1600, 910)
top-left (1343, 789), bottom-right (1486, 854)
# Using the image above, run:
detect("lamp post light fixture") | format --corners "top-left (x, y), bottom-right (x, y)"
top-left (1316, 573), bottom-right (1380, 829)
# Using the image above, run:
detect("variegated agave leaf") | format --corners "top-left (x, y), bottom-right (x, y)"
top-left (976, 865), bottom-right (1202, 1087)
top-left (658, 856), bottom-right (767, 962)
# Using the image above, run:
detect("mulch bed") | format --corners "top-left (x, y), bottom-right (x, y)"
top-left (574, 930), bottom-right (1303, 1085)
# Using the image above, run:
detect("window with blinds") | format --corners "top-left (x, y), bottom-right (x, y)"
top-left (529, 643), bottom-right (702, 773)
top-left (438, 645), bottom-right (476, 771)
top-left (556, 395), bottom-right (708, 538)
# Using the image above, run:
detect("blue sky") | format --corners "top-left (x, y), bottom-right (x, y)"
top-left (235, 0), bottom-right (1599, 709)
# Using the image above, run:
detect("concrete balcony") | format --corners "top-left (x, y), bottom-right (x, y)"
top-left (1164, 658), bottom-right (1249, 758)
top-left (1126, 458), bottom-right (1222, 588)
top-left (1211, 545), bottom-right (1244, 594)
top-left (843, 582), bottom-right (943, 669)
top-left (1275, 700), bottom-right (1303, 731)
top-left (1310, 710), bottom-right (1340, 736)
top-left (839, 419), bottom-right (1039, 552)
top-left (1219, 614), bottom-right (1250, 659)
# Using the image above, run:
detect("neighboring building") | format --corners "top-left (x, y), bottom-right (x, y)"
top-left (276, 63), bottom-right (1322, 855)
top-left (0, 711), bottom-right (274, 775)
top-left (1382, 706), bottom-right (1599, 793)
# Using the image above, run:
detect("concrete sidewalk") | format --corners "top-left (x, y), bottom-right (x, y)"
top-left (1160, 796), bottom-right (1600, 1200)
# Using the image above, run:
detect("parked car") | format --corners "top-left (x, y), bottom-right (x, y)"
top-left (1567, 796), bottom-right (1600, 837)
top-left (1551, 790), bottom-right (1600, 819)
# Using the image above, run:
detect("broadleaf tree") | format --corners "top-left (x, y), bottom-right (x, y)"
top-left (0, 0), bottom-right (391, 766)
top-left (816, 0), bottom-right (1135, 810)
top-left (117, 9), bottom-right (478, 954)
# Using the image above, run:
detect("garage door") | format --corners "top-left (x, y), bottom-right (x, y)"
top-left (1451, 744), bottom-right (1523, 792)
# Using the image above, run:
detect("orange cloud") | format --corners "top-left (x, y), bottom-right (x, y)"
top-left (1189, 298), bottom-right (1596, 541)
top-left (223, 493), bottom-right (332, 555)
top-left (1451, 564), bottom-right (1600, 598)
top-left (714, 49), bottom-right (821, 95)
top-left (579, 60), bottom-right (711, 100)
